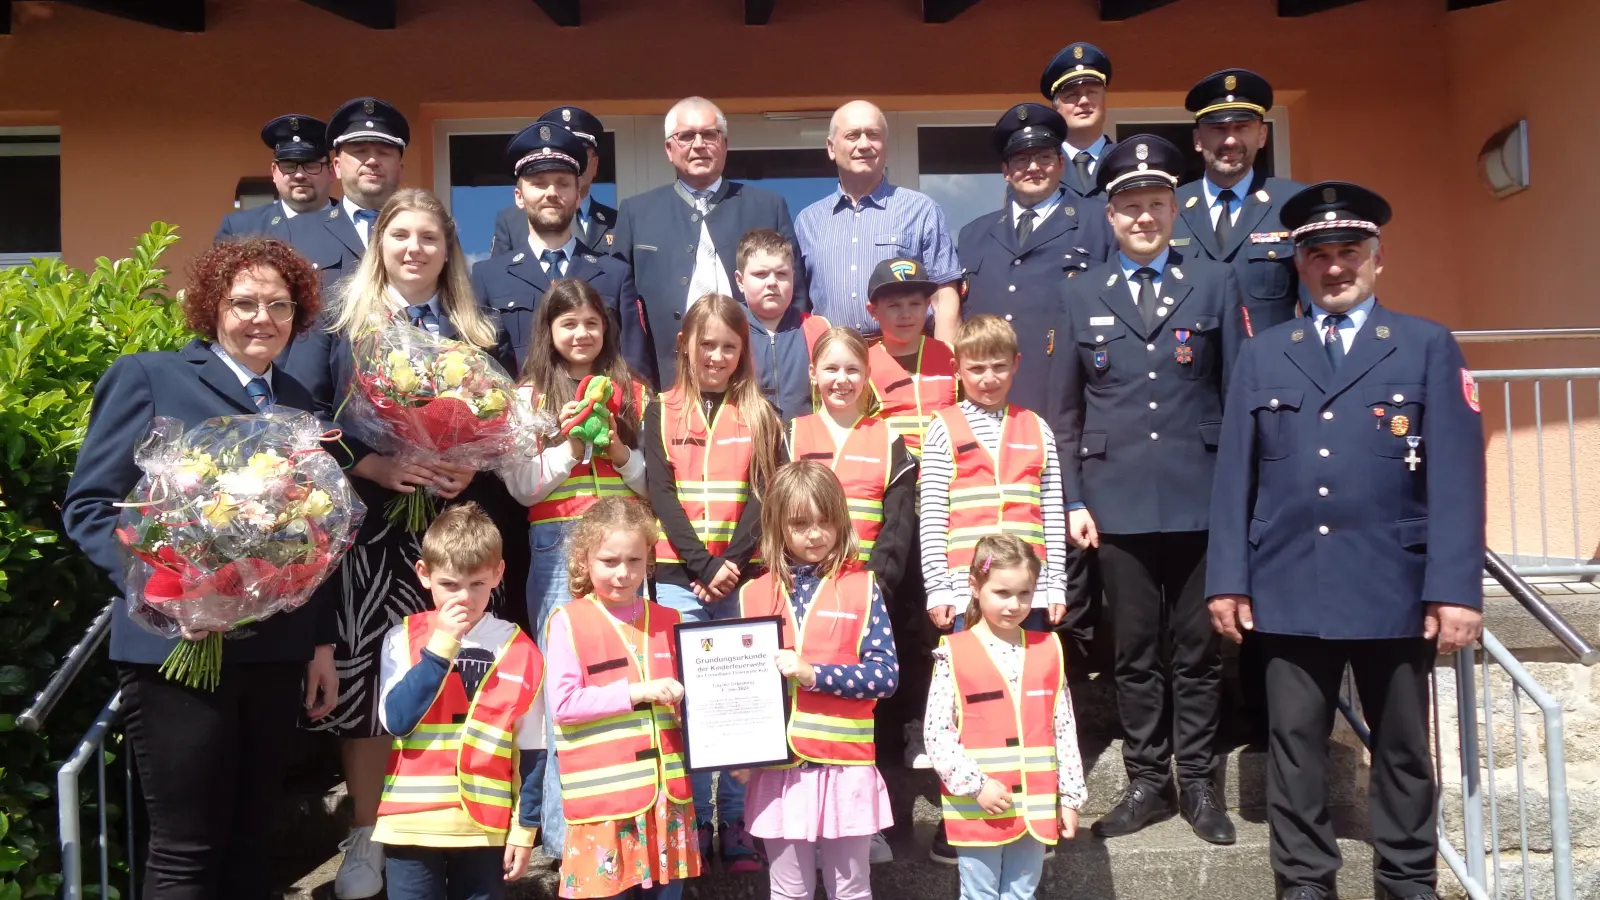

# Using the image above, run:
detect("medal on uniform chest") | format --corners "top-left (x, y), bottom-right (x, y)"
top-left (1373, 407), bottom-right (1386, 430)
top-left (1093, 349), bottom-right (1108, 370)
top-left (1404, 436), bottom-right (1422, 472)
top-left (1173, 328), bottom-right (1193, 364)
top-left (1390, 414), bottom-right (1410, 437)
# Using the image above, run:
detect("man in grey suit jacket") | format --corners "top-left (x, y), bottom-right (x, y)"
top-left (611, 96), bottom-right (807, 385)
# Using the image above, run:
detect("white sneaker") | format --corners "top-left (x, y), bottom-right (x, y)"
top-left (869, 831), bottom-right (894, 864)
top-left (334, 825), bottom-right (385, 899)
top-left (903, 719), bottom-right (933, 769)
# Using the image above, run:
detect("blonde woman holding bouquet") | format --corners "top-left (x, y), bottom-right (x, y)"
top-left (64, 238), bottom-right (340, 900)
top-left (279, 188), bottom-right (521, 900)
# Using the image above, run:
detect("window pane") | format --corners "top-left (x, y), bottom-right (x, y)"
top-left (448, 131), bottom-right (617, 261)
top-left (723, 148), bottom-right (837, 216)
top-left (1113, 123), bottom-right (1275, 185)
top-left (916, 125), bottom-right (1004, 247)
top-left (0, 152), bottom-right (62, 254)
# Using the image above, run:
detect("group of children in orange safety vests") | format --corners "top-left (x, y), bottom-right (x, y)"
top-left (372, 233), bottom-right (1084, 900)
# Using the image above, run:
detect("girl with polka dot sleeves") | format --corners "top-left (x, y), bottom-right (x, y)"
top-left (733, 462), bottom-right (898, 900)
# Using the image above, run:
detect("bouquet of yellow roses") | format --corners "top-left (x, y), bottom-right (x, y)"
top-left (341, 319), bottom-right (529, 529)
top-left (116, 411), bottom-right (364, 689)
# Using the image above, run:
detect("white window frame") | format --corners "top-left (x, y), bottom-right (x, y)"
top-left (0, 126), bottom-right (63, 267)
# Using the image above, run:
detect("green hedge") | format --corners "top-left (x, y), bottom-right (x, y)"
top-left (0, 225), bottom-right (190, 898)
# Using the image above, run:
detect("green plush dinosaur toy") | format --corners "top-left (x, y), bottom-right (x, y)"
top-left (562, 374), bottom-right (619, 451)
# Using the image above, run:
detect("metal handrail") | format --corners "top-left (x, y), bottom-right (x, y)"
top-left (1453, 328), bottom-right (1600, 343)
top-left (17, 600), bottom-right (114, 733)
top-left (1484, 550), bottom-right (1600, 665)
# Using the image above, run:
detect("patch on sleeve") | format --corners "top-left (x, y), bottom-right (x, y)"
top-left (1462, 368), bottom-right (1481, 413)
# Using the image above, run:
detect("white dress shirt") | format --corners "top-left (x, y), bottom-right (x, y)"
top-left (528, 233), bottom-right (580, 277)
top-left (1012, 188), bottom-right (1068, 230)
top-left (1308, 296), bottom-right (1376, 354)
top-left (1119, 248), bottom-right (1172, 303)
top-left (1201, 175), bottom-right (1253, 228)
top-left (1061, 134), bottom-right (1110, 176)
top-left (343, 195), bottom-right (379, 247)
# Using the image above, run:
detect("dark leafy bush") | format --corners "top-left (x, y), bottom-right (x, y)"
top-left (0, 225), bottom-right (189, 897)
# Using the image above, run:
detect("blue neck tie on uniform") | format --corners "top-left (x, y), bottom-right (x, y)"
top-left (409, 303), bottom-right (439, 334)
top-left (539, 248), bottom-right (566, 276)
top-left (1323, 313), bottom-right (1348, 370)
top-left (246, 376), bottom-right (273, 411)
top-left (353, 208), bottom-right (378, 229)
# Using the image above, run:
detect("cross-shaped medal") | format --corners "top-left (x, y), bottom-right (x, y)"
top-left (1404, 436), bottom-right (1422, 472)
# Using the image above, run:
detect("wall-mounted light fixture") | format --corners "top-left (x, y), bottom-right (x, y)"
top-left (1479, 120), bottom-right (1530, 198)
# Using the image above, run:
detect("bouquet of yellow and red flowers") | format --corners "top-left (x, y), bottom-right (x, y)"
top-left (116, 411), bottom-right (364, 689)
top-left (340, 320), bottom-right (533, 529)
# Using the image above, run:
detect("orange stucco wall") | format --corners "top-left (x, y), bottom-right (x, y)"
top-left (2, 0), bottom-right (1467, 314)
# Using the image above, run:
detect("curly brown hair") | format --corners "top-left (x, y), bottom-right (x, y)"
top-left (185, 238), bottom-right (322, 339)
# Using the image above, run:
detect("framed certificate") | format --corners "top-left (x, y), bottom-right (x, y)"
top-left (673, 616), bottom-right (793, 772)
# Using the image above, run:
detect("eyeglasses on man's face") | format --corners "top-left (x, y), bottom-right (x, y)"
top-left (670, 128), bottom-right (725, 147)
top-left (226, 297), bottom-right (298, 323)
top-left (276, 160), bottom-right (328, 176)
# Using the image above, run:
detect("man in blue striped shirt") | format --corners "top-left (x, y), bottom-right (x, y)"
top-left (795, 101), bottom-right (964, 341)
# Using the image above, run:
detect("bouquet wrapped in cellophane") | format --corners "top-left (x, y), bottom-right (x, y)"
top-left (116, 410), bottom-right (365, 690)
top-left (339, 318), bottom-right (544, 529)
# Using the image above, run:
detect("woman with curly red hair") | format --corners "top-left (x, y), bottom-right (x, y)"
top-left (64, 237), bottom-right (341, 900)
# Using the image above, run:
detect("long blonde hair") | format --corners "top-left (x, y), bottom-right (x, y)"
top-left (810, 325), bottom-right (881, 418)
top-left (757, 461), bottom-right (859, 595)
top-left (327, 188), bottom-right (497, 348)
top-left (671, 294), bottom-right (780, 494)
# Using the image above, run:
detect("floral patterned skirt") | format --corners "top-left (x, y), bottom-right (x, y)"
top-left (559, 792), bottom-right (701, 899)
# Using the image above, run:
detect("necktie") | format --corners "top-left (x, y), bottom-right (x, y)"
top-left (539, 248), bottom-right (567, 277)
top-left (1323, 313), bottom-right (1348, 370)
top-left (1015, 209), bottom-right (1036, 246)
top-left (687, 190), bottom-right (729, 310)
top-left (1134, 267), bottom-right (1160, 332)
top-left (1215, 189), bottom-right (1237, 250)
top-left (409, 303), bottom-right (439, 334)
top-left (246, 376), bottom-right (273, 411)
top-left (353, 208), bottom-right (378, 245)
top-left (1073, 152), bottom-right (1093, 194)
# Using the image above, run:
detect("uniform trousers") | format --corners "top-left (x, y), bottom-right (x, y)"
top-left (1098, 531), bottom-right (1220, 787)
top-left (1258, 634), bottom-right (1437, 898)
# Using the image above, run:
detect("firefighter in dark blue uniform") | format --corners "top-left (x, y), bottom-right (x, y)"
top-left (490, 106), bottom-right (618, 256)
top-left (1173, 69), bottom-right (1306, 335)
top-left (1040, 42), bottom-right (1115, 200)
top-left (285, 97), bottom-right (409, 288)
top-left (958, 102), bottom-right (1113, 418)
top-left (470, 121), bottom-right (653, 384)
top-left (1051, 135), bottom-right (1244, 847)
top-left (214, 114), bottom-right (335, 242)
top-left (1206, 182), bottom-right (1485, 900)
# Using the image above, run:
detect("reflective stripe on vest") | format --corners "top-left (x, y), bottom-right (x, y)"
top-left (868, 337), bottom-right (958, 459)
top-left (528, 382), bottom-right (648, 524)
top-left (787, 414), bottom-right (892, 560)
top-left (938, 406), bottom-right (1048, 572)
top-left (377, 612), bottom-right (542, 834)
top-left (654, 388), bottom-right (754, 564)
top-left (554, 597), bottom-right (692, 823)
top-left (940, 628), bottom-right (1062, 847)
top-left (738, 567), bottom-right (877, 766)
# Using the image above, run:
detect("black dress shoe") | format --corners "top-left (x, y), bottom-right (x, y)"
top-left (1280, 887), bottom-right (1329, 900)
top-left (1179, 781), bottom-right (1237, 845)
top-left (1090, 781), bottom-right (1176, 838)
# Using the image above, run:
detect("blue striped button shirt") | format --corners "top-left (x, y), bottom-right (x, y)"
top-left (794, 179), bottom-right (962, 334)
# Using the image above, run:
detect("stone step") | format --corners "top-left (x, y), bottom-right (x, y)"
top-left (884, 732), bottom-right (1367, 820)
top-left (277, 808), bottom-right (1376, 900)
